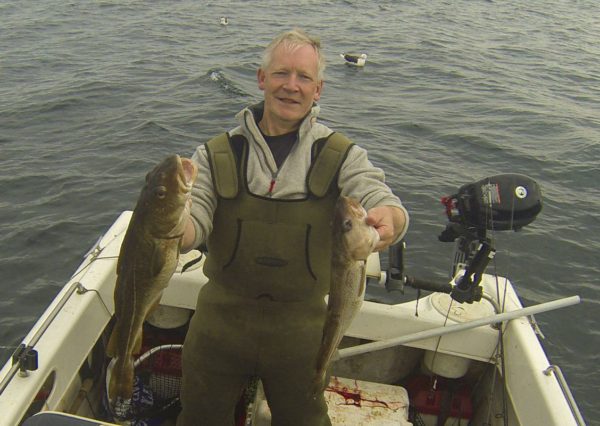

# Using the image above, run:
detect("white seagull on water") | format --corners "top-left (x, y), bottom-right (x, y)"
top-left (340, 53), bottom-right (367, 66)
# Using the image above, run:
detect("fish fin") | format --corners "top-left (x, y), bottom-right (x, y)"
top-left (116, 215), bottom-right (137, 276)
top-left (358, 262), bottom-right (367, 298)
top-left (132, 325), bottom-right (144, 355)
top-left (149, 293), bottom-right (163, 314)
top-left (106, 326), bottom-right (119, 358)
top-left (314, 314), bottom-right (343, 373)
top-left (310, 372), bottom-right (326, 397)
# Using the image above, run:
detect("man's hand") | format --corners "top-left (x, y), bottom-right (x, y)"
top-left (366, 205), bottom-right (406, 252)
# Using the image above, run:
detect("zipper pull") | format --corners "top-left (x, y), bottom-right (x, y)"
top-left (267, 171), bottom-right (279, 197)
top-left (268, 179), bottom-right (276, 196)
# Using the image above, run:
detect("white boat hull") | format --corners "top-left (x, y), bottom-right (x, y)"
top-left (0, 211), bottom-right (583, 425)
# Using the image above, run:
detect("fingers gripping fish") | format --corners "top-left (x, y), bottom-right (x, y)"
top-left (312, 196), bottom-right (380, 395)
top-left (106, 154), bottom-right (198, 403)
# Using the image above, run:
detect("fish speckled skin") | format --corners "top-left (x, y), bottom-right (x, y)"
top-left (106, 154), bottom-right (198, 403)
top-left (312, 196), bottom-right (380, 394)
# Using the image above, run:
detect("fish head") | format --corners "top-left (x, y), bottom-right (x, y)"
top-left (138, 154), bottom-right (198, 238)
top-left (333, 196), bottom-right (380, 261)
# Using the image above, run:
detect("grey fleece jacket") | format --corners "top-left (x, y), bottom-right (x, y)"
top-left (187, 103), bottom-right (409, 249)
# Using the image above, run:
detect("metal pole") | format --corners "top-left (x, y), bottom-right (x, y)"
top-left (544, 365), bottom-right (587, 426)
top-left (338, 295), bottom-right (581, 360)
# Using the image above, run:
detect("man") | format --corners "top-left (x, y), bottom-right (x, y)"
top-left (177, 29), bottom-right (408, 426)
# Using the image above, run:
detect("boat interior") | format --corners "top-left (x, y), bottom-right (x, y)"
top-left (1, 174), bottom-right (584, 426)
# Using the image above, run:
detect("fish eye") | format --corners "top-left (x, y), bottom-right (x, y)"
top-left (154, 186), bottom-right (167, 199)
top-left (343, 219), bottom-right (353, 231)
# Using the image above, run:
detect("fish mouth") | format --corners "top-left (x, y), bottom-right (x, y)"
top-left (334, 196), bottom-right (381, 260)
top-left (176, 156), bottom-right (198, 193)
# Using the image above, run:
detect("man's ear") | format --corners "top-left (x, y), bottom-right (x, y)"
top-left (257, 68), bottom-right (266, 91)
top-left (313, 80), bottom-right (324, 101)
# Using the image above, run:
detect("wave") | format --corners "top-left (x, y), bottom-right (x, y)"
top-left (205, 68), bottom-right (249, 97)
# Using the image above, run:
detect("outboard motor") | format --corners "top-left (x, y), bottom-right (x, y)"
top-left (386, 174), bottom-right (543, 303)
top-left (442, 174), bottom-right (542, 302)
top-left (440, 173), bottom-right (542, 236)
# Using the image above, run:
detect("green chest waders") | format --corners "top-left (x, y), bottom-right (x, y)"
top-left (178, 133), bottom-right (353, 426)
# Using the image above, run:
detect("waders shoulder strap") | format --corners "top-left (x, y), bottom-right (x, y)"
top-left (208, 131), bottom-right (352, 199)
top-left (308, 132), bottom-right (354, 198)
top-left (206, 133), bottom-right (246, 199)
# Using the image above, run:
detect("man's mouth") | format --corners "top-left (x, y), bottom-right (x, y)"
top-left (278, 97), bottom-right (299, 104)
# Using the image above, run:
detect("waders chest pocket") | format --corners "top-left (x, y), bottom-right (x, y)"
top-left (219, 220), bottom-right (321, 301)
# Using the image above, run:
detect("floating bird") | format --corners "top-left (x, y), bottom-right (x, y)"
top-left (340, 53), bottom-right (367, 67)
top-left (220, 16), bottom-right (229, 26)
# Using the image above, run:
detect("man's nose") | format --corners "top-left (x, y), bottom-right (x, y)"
top-left (282, 73), bottom-right (300, 90)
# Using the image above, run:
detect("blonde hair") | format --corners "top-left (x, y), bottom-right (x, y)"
top-left (261, 28), bottom-right (326, 81)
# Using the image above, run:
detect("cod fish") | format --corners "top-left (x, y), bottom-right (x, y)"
top-left (106, 154), bottom-right (198, 403)
top-left (312, 196), bottom-right (380, 394)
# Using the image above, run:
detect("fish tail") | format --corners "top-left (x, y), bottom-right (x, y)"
top-left (309, 370), bottom-right (327, 397)
top-left (109, 356), bottom-right (135, 403)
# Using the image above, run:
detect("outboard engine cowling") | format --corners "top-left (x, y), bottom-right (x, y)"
top-left (442, 173), bottom-right (542, 232)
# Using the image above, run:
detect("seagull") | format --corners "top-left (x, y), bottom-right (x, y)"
top-left (340, 53), bottom-right (367, 66)
top-left (220, 16), bottom-right (229, 26)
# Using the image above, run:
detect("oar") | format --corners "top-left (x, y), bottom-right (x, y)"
top-left (337, 295), bottom-right (581, 360)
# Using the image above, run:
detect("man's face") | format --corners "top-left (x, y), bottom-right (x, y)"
top-left (257, 43), bottom-right (323, 133)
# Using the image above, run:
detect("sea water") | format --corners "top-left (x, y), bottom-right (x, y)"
top-left (1, 0), bottom-right (598, 422)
